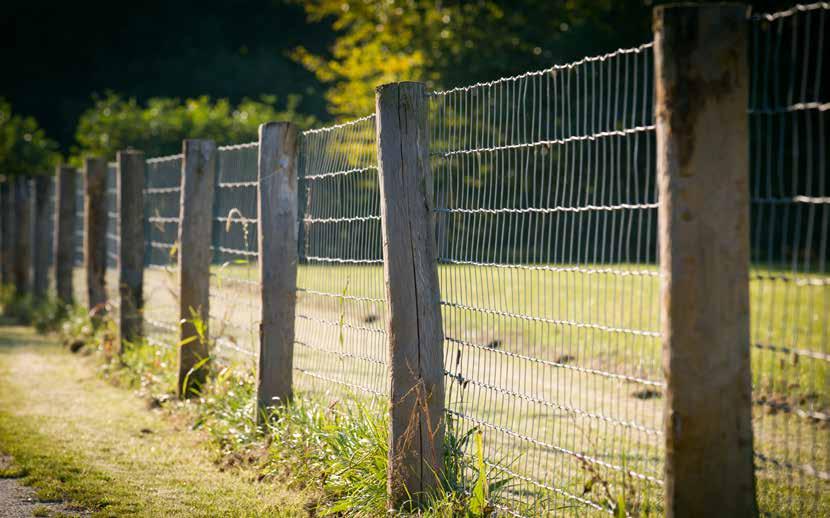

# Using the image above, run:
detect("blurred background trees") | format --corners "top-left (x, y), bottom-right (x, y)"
top-left (0, 0), bottom-right (797, 169)
top-left (0, 99), bottom-right (59, 177)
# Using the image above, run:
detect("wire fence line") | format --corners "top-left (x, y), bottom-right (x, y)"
top-left (294, 115), bottom-right (387, 397)
top-left (430, 41), bottom-right (660, 515)
top-left (210, 142), bottom-right (261, 359)
top-left (748, 3), bottom-right (829, 515)
top-left (35, 3), bottom-right (827, 515)
top-left (143, 154), bottom-right (183, 348)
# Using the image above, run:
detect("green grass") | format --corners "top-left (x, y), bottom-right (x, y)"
top-left (70, 261), bottom-right (830, 516)
top-left (0, 323), bottom-right (313, 517)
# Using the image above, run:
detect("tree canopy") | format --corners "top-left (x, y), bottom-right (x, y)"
top-left (0, 99), bottom-right (59, 177)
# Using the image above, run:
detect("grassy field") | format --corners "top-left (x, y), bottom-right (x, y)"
top-left (75, 262), bottom-right (828, 515)
top-left (0, 323), bottom-right (312, 517)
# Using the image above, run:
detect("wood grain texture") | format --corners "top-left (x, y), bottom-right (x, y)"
top-left (177, 140), bottom-right (216, 398)
top-left (32, 175), bottom-right (52, 299)
top-left (12, 176), bottom-right (31, 295)
top-left (256, 122), bottom-right (298, 420)
top-left (654, 4), bottom-right (757, 517)
top-left (54, 166), bottom-right (77, 305)
top-left (117, 151), bottom-right (145, 352)
top-left (376, 82), bottom-right (445, 507)
top-left (84, 157), bottom-right (108, 311)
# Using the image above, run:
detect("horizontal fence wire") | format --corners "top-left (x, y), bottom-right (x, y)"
top-left (143, 154), bottom-right (183, 348)
top-left (211, 142), bottom-right (260, 361)
top-left (749, 4), bottom-right (830, 515)
top-left (430, 43), bottom-right (662, 515)
top-left (295, 115), bottom-right (387, 398)
top-left (72, 174), bottom-right (86, 305)
top-left (104, 163), bottom-right (119, 312)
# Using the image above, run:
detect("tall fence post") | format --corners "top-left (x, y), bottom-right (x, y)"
top-left (0, 179), bottom-right (10, 286)
top-left (256, 122), bottom-right (298, 421)
top-left (177, 139), bottom-right (216, 398)
top-left (117, 151), bottom-right (145, 352)
top-left (13, 176), bottom-right (32, 295)
top-left (54, 166), bottom-right (76, 305)
top-left (376, 82), bottom-right (444, 507)
top-left (654, 4), bottom-right (757, 517)
top-left (32, 175), bottom-right (52, 299)
top-left (84, 157), bottom-right (108, 313)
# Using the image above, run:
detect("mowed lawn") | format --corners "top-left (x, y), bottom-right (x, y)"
top-left (76, 262), bottom-right (829, 515)
top-left (0, 323), bottom-right (312, 517)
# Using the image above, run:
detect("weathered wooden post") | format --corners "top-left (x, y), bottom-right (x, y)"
top-left (654, 4), bottom-right (757, 517)
top-left (0, 179), bottom-right (11, 286)
top-left (117, 151), bottom-right (145, 352)
top-left (375, 82), bottom-right (445, 507)
top-left (84, 157), bottom-right (108, 312)
top-left (13, 176), bottom-right (32, 295)
top-left (256, 122), bottom-right (298, 421)
top-left (54, 166), bottom-right (77, 305)
top-left (177, 139), bottom-right (216, 398)
top-left (32, 175), bottom-right (53, 299)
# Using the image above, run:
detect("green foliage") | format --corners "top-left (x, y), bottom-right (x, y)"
top-left (0, 286), bottom-right (64, 331)
top-left (292, 0), bottom-right (651, 118)
top-left (75, 93), bottom-right (318, 160)
top-left (0, 98), bottom-right (60, 177)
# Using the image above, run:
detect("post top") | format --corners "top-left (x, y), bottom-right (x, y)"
top-left (654, 2), bottom-right (747, 16)
top-left (116, 149), bottom-right (145, 158)
top-left (375, 81), bottom-right (426, 94)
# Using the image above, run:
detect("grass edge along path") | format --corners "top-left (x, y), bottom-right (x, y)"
top-left (0, 323), bottom-right (312, 517)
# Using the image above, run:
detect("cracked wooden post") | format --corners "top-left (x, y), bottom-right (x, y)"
top-left (256, 122), bottom-right (298, 422)
top-left (117, 151), bottom-right (145, 353)
top-left (13, 176), bottom-right (32, 295)
top-left (84, 157), bottom-right (108, 313)
top-left (654, 4), bottom-right (757, 517)
top-left (177, 139), bottom-right (216, 398)
top-left (376, 82), bottom-right (444, 507)
top-left (54, 166), bottom-right (77, 305)
top-left (32, 175), bottom-right (53, 299)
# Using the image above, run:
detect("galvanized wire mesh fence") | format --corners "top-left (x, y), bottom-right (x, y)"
top-left (211, 142), bottom-right (261, 360)
top-left (143, 154), bottom-right (183, 348)
top-left (749, 3), bottom-right (830, 515)
top-left (295, 116), bottom-right (387, 398)
top-left (105, 163), bottom-right (119, 307)
top-left (40, 4), bottom-right (827, 514)
top-left (430, 43), bottom-right (661, 515)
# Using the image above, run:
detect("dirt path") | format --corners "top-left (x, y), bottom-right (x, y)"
top-left (1, 453), bottom-right (88, 518)
top-left (0, 324), bottom-right (310, 517)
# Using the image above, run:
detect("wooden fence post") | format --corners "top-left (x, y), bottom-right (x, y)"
top-left (177, 139), bottom-right (216, 398)
top-left (54, 166), bottom-right (76, 305)
top-left (0, 180), bottom-right (11, 286)
top-left (84, 157), bottom-right (108, 313)
top-left (13, 176), bottom-right (32, 295)
top-left (117, 151), bottom-right (145, 352)
top-left (654, 4), bottom-right (757, 517)
top-left (256, 122), bottom-right (298, 421)
top-left (376, 82), bottom-right (445, 507)
top-left (32, 175), bottom-right (52, 299)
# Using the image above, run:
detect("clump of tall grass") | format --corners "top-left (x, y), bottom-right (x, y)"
top-left (50, 308), bottom-right (512, 516)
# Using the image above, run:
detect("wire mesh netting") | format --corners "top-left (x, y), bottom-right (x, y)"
top-left (429, 44), bottom-right (662, 515)
top-left (749, 4), bottom-right (830, 515)
top-left (143, 154), bottom-right (183, 349)
top-left (72, 174), bottom-right (85, 303)
top-left (295, 116), bottom-right (387, 398)
top-left (211, 142), bottom-right (261, 361)
top-left (105, 163), bottom-right (119, 308)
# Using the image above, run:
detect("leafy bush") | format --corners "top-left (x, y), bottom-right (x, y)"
top-left (75, 93), bottom-right (317, 160)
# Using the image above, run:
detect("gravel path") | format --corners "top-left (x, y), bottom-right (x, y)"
top-left (0, 454), bottom-right (87, 518)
